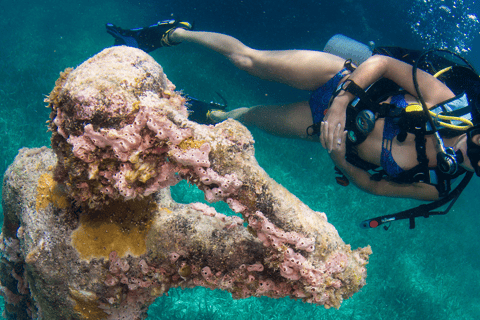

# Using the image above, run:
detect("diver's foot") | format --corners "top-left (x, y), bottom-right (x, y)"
top-left (207, 110), bottom-right (228, 123)
top-left (106, 19), bottom-right (193, 53)
top-left (208, 108), bottom-right (249, 124)
top-left (156, 19), bottom-right (193, 47)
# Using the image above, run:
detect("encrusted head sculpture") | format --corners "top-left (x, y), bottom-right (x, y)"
top-left (47, 46), bottom-right (220, 208)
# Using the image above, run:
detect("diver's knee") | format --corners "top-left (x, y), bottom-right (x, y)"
top-left (229, 53), bottom-right (255, 71)
top-left (229, 47), bottom-right (262, 72)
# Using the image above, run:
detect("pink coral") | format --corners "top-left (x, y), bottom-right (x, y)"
top-left (194, 167), bottom-right (242, 203)
top-left (257, 279), bottom-right (275, 293)
top-left (247, 263), bottom-right (264, 272)
top-left (139, 260), bottom-right (150, 275)
top-left (201, 267), bottom-right (213, 279)
top-left (168, 252), bottom-right (180, 263)
top-left (104, 274), bottom-right (119, 287)
top-left (169, 143), bottom-right (211, 167)
top-left (325, 252), bottom-right (348, 274)
top-left (226, 198), bottom-right (246, 213)
top-left (109, 251), bottom-right (130, 274)
top-left (248, 211), bottom-right (316, 253)
top-left (190, 202), bottom-right (244, 228)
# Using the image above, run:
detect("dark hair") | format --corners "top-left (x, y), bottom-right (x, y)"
top-left (440, 128), bottom-right (469, 139)
top-left (469, 85), bottom-right (480, 126)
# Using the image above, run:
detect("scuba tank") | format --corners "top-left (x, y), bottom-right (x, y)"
top-left (323, 34), bottom-right (374, 65)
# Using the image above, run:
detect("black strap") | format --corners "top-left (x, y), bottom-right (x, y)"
top-left (344, 59), bottom-right (357, 72)
top-left (306, 123), bottom-right (321, 136)
top-left (360, 171), bottom-right (473, 230)
top-left (340, 80), bottom-right (375, 107)
top-left (414, 126), bottom-right (429, 171)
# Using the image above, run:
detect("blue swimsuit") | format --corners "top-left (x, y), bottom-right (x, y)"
top-left (380, 94), bottom-right (408, 177)
top-left (309, 68), bottom-right (349, 124)
top-left (309, 74), bottom-right (409, 178)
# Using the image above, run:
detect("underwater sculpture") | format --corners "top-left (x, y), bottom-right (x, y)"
top-left (0, 46), bottom-right (371, 319)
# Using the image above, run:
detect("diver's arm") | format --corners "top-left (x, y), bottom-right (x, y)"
top-left (333, 155), bottom-right (440, 201)
top-left (367, 55), bottom-right (455, 104)
top-left (337, 55), bottom-right (455, 106)
top-left (328, 130), bottom-right (440, 201)
top-left (322, 55), bottom-right (456, 151)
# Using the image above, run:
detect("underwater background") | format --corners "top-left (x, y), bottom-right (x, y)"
top-left (1, 0), bottom-right (480, 319)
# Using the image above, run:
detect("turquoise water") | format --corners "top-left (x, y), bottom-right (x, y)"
top-left (1, 0), bottom-right (480, 319)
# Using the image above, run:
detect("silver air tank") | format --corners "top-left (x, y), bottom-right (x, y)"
top-left (323, 34), bottom-right (374, 65)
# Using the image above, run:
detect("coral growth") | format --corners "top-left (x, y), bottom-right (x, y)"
top-left (70, 198), bottom-right (157, 260)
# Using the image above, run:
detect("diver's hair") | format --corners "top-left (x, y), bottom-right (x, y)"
top-left (440, 128), bottom-right (468, 139)
top-left (471, 85), bottom-right (480, 126)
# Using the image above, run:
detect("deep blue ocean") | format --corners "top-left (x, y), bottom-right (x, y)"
top-left (1, 0), bottom-right (480, 319)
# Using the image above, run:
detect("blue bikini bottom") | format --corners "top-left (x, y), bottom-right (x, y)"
top-left (309, 68), bottom-right (349, 125)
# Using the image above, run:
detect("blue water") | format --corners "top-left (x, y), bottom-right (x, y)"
top-left (1, 0), bottom-right (480, 319)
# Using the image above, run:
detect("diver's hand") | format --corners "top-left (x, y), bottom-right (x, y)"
top-left (329, 130), bottom-right (348, 165)
top-left (320, 95), bottom-right (350, 152)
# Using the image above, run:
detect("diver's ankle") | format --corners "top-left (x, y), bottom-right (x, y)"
top-left (170, 28), bottom-right (187, 43)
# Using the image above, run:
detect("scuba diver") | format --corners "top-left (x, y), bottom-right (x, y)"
top-left (106, 19), bottom-right (480, 229)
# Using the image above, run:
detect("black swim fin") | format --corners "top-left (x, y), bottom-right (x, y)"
top-left (186, 92), bottom-right (228, 124)
top-left (106, 19), bottom-right (193, 53)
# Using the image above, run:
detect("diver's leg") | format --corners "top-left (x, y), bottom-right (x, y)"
top-left (210, 101), bottom-right (315, 140)
top-left (171, 29), bottom-right (346, 91)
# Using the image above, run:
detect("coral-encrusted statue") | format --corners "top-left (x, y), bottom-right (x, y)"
top-left (0, 46), bottom-right (371, 319)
